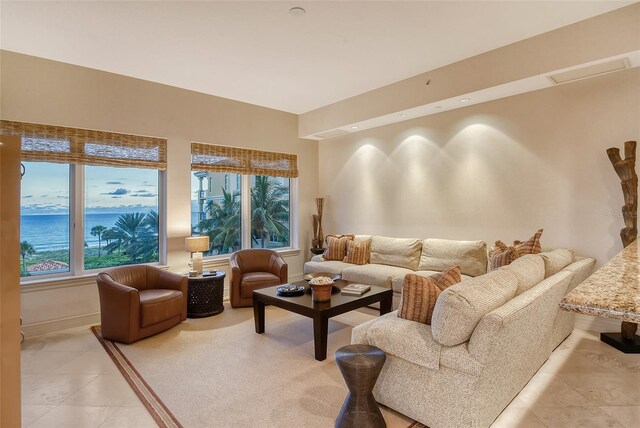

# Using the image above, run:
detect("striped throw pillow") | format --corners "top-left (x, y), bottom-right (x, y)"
top-left (398, 266), bottom-right (462, 324)
top-left (343, 239), bottom-right (371, 265)
top-left (514, 228), bottom-right (543, 255)
top-left (324, 234), bottom-right (354, 261)
top-left (491, 229), bottom-right (544, 269)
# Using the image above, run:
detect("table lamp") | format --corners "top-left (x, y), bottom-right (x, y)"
top-left (185, 235), bottom-right (210, 275)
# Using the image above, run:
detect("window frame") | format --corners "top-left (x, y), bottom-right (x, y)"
top-left (192, 172), bottom-right (298, 262)
top-left (20, 163), bottom-right (166, 284)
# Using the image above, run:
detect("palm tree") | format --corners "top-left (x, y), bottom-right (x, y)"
top-left (251, 176), bottom-right (289, 248)
top-left (90, 225), bottom-right (107, 257)
top-left (104, 213), bottom-right (148, 263)
top-left (196, 188), bottom-right (241, 254)
top-left (20, 240), bottom-right (35, 273)
top-left (140, 210), bottom-right (159, 261)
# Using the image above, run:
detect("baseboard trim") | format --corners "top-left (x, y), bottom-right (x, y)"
top-left (22, 312), bottom-right (101, 337)
top-left (574, 313), bottom-right (622, 333)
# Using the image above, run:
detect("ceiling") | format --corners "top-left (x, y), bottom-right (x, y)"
top-left (0, 1), bottom-right (634, 114)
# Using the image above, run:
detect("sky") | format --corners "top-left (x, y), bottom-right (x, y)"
top-left (21, 162), bottom-right (159, 215)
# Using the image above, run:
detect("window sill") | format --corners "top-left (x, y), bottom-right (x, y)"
top-left (20, 265), bottom-right (170, 293)
top-left (201, 248), bottom-right (301, 269)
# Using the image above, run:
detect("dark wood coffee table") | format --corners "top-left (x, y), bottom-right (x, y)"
top-left (252, 280), bottom-right (392, 361)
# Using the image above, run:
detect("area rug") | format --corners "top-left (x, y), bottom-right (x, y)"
top-left (92, 304), bottom-right (426, 428)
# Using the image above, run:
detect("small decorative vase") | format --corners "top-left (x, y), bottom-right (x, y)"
top-left (311, 284), bottom-right (333, 302)
top-left (309, 276), bottom-right (334, 302)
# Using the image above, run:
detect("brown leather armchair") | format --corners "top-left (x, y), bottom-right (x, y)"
top-left (97, 265), bottom-right (188, 344)
top-left (230, 249), bottom-right (288, 308)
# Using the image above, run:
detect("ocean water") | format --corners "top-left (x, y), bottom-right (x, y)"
top-left (20, 213), bottom-right (139, 252)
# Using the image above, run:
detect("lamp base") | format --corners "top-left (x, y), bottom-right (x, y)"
top-left (192, 252), bottom-right (204, 275)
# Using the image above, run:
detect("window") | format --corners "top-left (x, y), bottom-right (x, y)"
top-left (5, 120), bottom-right (167, 281)
top-left (190, 142), bottom-right (298, 257)
top-left (191, 172), bottom-right (241, 256)
top-left (84, 166), bottom-right (159, 270)
top-left (20, 162), bottom-right (71, 277)
top-left (250, 176), bottom-right (290, 249)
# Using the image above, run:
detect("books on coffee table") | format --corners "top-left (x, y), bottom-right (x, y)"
top-left (341, 284), bottom-right (371, 296)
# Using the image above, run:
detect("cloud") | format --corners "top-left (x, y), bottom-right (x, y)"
top-left (106, 181), bottom-right (123, 185)
top-left (111, 196), bottom-right (122, 199)
top-left (23, 195), bottom-right (33, 198)
top-left (101, 188), bottom-right (129, 196)
top-left (131, 192), bottom-right (157, 198)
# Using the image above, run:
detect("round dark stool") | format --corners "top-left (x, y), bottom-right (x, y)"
top-left (335, 344), bottom-right (387, 428)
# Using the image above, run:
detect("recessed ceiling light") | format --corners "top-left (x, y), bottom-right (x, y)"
top-left (351, 126), bottom-right (359, 129)
top-left (289, 7), bottom-right (305, 16)
top-left (459, 98), bottom-right (471, 103)
top-left (399, 114), bottom-right (407, 117)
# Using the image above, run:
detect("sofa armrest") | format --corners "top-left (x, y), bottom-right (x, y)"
top-left (97, 273), bottom-right (141, 343)
top-left (270, 253), bottom-right (288, 283)
top-left (311, 255), bottom-right (326, 262)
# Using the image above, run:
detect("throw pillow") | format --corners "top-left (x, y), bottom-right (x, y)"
top-left (398, 266), bottom-right (462, 325)
top-left (324, 234), bottom-right (354, 261)
top-left (343, 239), bottom-right (371, 265)
top-left (491, 229), bottom-right (543, 269)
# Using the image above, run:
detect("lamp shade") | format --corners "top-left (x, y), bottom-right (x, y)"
top-left (185, 236), bottom-right (210, 253)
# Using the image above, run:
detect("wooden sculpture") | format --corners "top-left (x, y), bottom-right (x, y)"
top-left (607, 140), bottom-right (639, 340)
top-left (312, 198), bottom-right (325, 249)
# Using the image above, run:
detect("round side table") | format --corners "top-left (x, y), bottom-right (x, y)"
top-left (335, 344), bottom-right (387, 428)
top-left (186, 272), bottom-right (225, 318)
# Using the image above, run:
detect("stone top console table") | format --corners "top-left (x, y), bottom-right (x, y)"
top-left (560, 239), bottom-right (640, 353)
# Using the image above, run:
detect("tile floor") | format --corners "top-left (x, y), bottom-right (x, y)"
top-left (21, 324), bottom-right (640, 427)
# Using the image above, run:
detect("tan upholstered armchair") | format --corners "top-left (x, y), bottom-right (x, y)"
top-left (97, 265), bottom-right (188, 344)
top-left (230, 249), bottom-right (288, 308)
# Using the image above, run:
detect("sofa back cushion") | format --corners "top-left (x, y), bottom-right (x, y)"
top-left (431, 269), bottom-right (518, 346)
top-left (502, 254), bottom-right (545, 295)
top-left (540, 249), bottom-right (575, 278)
top-left (369, 236), bottom-right (422, 270)
top-left (419, 238), bottom-right (487, 277)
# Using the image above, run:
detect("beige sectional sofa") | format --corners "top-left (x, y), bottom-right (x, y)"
top-left (304, 235), bottom-right (489, 309)
top-left (304, 235), bottom-right (595, 427)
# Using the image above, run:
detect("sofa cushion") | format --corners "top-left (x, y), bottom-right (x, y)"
top-left (419, 238), bottom-right (487, 277)
top-left (398, 267), bottom-right (461, 324)
top-left (502, 254), bottom-right (545, 295)
top-left (366, 311), bottom-right (442, 370)
top-left (303, 260), bottom-right (353, 276)
top-left (490, 241), bottom-right (519, 269)
top-left (342, 264), bottom-right (414, 288)
top-left (369, 236), bottom-right (422, 270)
top-left (491, 229), bottom-right (544, 269)
top-left (139, 289), bottom-right (183, 328)
top-left (343, 239), bottom-right (371, 265)
top-left (431, 269), bottom-right (518, 346)
top-left (324, 234), bottom-right (354, 261)
top-left (391, 270), bottom-right (472, 294)
top-left (540, 249), bottom-right (575, 278)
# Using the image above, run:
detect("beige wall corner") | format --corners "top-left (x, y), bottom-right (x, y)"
top-left (0, 135), bottom-right (22, 427)
top-left (1, 50), bottom-right (319, 328)
top-left (317, 68), bottom-right (640, 268)
top-left (299, 3), bottom-right (640, 138)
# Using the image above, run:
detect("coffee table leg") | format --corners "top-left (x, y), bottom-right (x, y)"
top-left (253, 297), bottom-right (265, 334)
top-left (313, 313), bottom-right (329, 361)
top-left (380, 293), bottom-right (392, 315)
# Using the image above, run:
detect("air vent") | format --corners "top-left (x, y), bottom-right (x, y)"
top-left (313, 129), bottom-right (351, 139)
top-left (548, 58), bottom-right (630, 84)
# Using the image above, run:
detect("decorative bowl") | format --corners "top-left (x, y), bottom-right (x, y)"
top-left (308, 276), bottom-right (334, 302)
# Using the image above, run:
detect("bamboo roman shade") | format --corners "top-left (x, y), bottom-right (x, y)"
top-left (0, 120), bottom-right (167, 170)
top-left (191, 142), bottom-right (298, 178)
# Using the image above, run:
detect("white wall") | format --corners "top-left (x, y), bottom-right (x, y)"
top-left (318, 68), bottom-right (640, 268)
top-left (0, 51), bottom-right (318, 331)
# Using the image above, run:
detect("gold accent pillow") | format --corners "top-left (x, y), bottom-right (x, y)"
top-left (343, 239), bottom-right (371, 265)
top-left (398, 266), bottom-right (462, 325)
top-left (491, 229), bottom-right (543, 269)
top-left (324, 234), bottom-right (354, 261)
